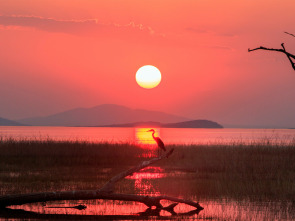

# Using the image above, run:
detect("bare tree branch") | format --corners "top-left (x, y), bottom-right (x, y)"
top-left (248, 45), bottom-right (295, 71)
top-left (248, 46), bottom-right (295, 59)
top-left (284, 31), bottom-right (295, 38)
top-left (248, 31), bottom-right (295, 71)
top-left (280, 43), bottom-right (295, 70)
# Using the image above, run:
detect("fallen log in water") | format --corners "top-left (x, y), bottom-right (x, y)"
top-left (0, 148), bottom-right (203, 212)
top-left (0, 207), bottom-right (202, 220)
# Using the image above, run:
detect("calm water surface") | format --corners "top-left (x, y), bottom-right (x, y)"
top-left (6, 166), bottom-right (295, 220)
top-left (2, 166), bottom-right (295, 220)
top-left (1, 126), bottom-right (295, 145)
top-left (1, 126), bottom-right (295, 220)
top-left (8, 198), bottom-right (294, 220)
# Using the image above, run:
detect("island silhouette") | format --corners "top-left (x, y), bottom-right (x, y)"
top-left (7, 104), bottom-right (223, 128)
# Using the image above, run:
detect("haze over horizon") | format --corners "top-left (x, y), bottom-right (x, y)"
top-left (1, 1), bottom-right (295, 128)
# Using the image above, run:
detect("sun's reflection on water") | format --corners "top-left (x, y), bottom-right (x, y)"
top-left (135, 127), bottom-right (162, 157)
top-left (127, 166), bottom-right (165, 196)
top-left (135, 128), bottom-right (161, 146)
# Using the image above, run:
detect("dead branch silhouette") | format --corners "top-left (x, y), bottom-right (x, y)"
top-left (248, 32), bottom-right (295, 71)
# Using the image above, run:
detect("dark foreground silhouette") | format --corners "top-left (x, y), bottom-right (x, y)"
top-left (0, 148), bottom-right (203, 220)
top-left (0, 207), bottom-right (203, 220)
top-left (147, 129), bottom-right (166, 156)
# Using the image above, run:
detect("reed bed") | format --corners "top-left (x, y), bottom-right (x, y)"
top-left (0, 138), bottom-right (294, 201)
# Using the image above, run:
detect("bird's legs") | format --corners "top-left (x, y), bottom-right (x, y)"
top-left (159, 148), bottom-right (162, 157)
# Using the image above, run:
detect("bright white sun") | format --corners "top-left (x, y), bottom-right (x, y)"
top-left (136, 65), bottom-right (162, 89)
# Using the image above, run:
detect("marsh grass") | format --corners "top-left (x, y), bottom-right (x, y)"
top-left (159, 143), bottom-right (295, 200)
top-left (0, 138), bottom-right (294, 201)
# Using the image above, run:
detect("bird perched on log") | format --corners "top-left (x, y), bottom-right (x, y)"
top-left (147, 129), bottom-right (166, 156)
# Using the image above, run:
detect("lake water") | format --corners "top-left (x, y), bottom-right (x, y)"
top-left (7, 198), bottom-right (294, 220)
top-left (1, 126), bottom-right (295, 145)
top-left (5, 166), bottom-right (295, 220)
top-left (1, 126), bottom-right (295, 220)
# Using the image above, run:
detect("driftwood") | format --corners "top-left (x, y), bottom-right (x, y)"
top-left (0, 148), bottom-right (203, 214)
top-left (46, 204), bottom-right (87, 210)
top-left (248, 32), bottom-right (295, 71)
top-left (0, 207), bottom-right (202, 220)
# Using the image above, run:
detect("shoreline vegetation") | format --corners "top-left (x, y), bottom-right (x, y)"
top-left (0, 138), bottom-right (294, 202)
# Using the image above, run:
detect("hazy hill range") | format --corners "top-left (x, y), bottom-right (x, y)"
top-left (18, 104), bottom-right (191, 127)
top-left (0, 117), bottom-right (25, 126)
top-left (100, 120), bottom-right (223, 128)
top-left (164, 120), bottom-right (223, 128)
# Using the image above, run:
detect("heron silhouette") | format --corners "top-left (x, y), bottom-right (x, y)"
top-left (147, 129), bottom-right (166, 156)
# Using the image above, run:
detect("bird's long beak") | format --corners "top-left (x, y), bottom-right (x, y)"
top-left (147, 129), bottom-right (153, 132)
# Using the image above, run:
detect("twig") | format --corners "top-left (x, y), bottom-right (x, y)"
top-left (284, 31), bottom-right (295, 38)
top-left (280, 43), bottom-right (295, 70)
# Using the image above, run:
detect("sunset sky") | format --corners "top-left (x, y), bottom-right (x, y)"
top-left (1, 0), bottom-right (295, 128)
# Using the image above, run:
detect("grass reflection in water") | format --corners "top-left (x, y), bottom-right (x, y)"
top-left (0, 139), bottom-right (295, 220)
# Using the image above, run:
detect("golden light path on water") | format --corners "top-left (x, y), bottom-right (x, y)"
top-left (135, 128), bottom-right (159, 146)
top-left (127, 166), bottom-right (164, 196)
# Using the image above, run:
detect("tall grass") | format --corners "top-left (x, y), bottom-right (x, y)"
top-left (0, 138), bottom-right (294, 200)
top-left (159, 143), bottom-right (295, 200)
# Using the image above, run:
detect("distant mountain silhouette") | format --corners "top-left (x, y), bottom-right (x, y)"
top-left (0, 117), bottom-right (25, 126)
top-left (99, 120), bottom-right (223, 128)
top-left (164, 120), bottom-right (223, 128)
top-left (18, 104), bottom-right (191, 127)
top-left (98, 121), bottom-right (162, 127)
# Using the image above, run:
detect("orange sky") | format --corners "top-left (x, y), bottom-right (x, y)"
top-left (1, 0), bottom-right (295, 127)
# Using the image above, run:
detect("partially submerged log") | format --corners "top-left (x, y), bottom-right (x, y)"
top-left (0, 148), bottom-right (203, 213)
top-left (0, 206), bottom-right (202, 220)
top-left (100, 148), bottom-right (174, 193)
